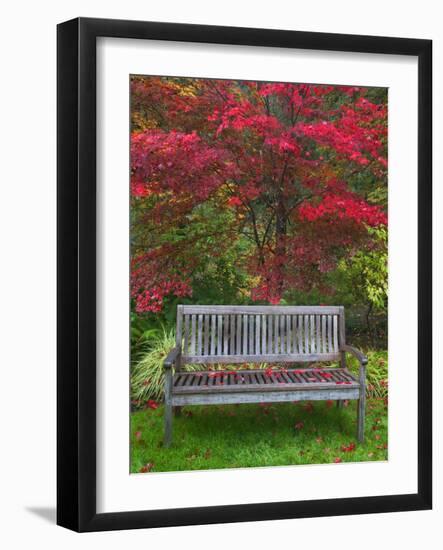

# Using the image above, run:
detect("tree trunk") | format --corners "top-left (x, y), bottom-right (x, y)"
top-left (275, 195), bottom-right (287, 295)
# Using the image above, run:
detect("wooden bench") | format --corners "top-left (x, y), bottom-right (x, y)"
top-left (163, 305), bottom-right (367, 447)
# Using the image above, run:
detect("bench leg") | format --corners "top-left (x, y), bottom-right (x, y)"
top-left (357, 396), bottom-right (366, 443)
top-left (164, 366), bottom-right (173, 447)
top-left (164, 402), bottom-right (173, 447)
top-left (336, 400), bottom-right (343, 409)
top-left (174, 406), bottom-right (182, 417)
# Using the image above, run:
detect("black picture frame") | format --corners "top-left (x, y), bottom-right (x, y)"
top-left (57, 17), bottom-right (432, 532)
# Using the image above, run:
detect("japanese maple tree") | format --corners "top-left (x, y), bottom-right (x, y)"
top-left (130, 76), bottom-right (387, 312)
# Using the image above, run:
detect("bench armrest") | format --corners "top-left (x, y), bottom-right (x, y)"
top-left (342, 345), bottom-right (368, 365)
top-left (164, 345), bottom-right (181, 369)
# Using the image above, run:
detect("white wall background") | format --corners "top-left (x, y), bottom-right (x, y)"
top-left (0, 0), bottom-right (440, 547)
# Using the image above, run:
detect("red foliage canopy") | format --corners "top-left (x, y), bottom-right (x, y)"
top-left (130, 78), bottom-right (387, 312)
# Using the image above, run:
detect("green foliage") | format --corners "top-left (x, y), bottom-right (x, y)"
top-left (131, 328), bottom-right (175, 403)
top-left (131, 329), bottom-right (202, 404)
top-left (347, 349), bottom-right (388, 399)
top-left (335, 225), bottom-right (388, 312)
top-left (130, 311), bottom-right (163, 354)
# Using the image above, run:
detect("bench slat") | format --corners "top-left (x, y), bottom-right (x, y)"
top-left (230, 314), bottom-right (236, 355)
top-left (262, 315), bottom-right (267, 355)
top-left (333, 315), bottom-right (339, 352)
top-left (210, 315), bottom-right (216, 355)
top-left (217, 315), bottom-right (222, 355)
top-left (204, 315), bottom-right (209, 355)
top-left (274, 315), bottom-right (279, 354)
top-left (182, 305), bottom-right (342, 314)
top-left (173, 379), bottom-right (359, 394)
top-left (181, 352), bottom-right (341, 363)
top-left (172, 388), bottom-right (360, 406)
top-left (236, 314), bottom-right (242, 354)
top-left (197, 314), bottom-right (203, 355)
top-left (256, 315), bottom-right (261, 355)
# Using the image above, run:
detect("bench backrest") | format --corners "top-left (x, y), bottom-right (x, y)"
top-left (176, 305), bottom-right (346, 364)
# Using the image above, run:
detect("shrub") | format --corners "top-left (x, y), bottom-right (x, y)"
top-left (346, 350), bottom-right (388, 399)
top-left (131, 328), bottom-right (267, 405)
top-left (131, 328), bottom-right (201, 404)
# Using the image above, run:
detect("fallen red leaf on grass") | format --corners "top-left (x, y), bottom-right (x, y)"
top-left (134, 430), bottom-right (142, 440)
top-left (146, 399), bottom-right (159, 409)
top-left (334, 457), bottom-right (342, 463)
top-left (341, 442), bottom-right (356, 452)
top-left (139, 463), bottom-right (154, 473)
top-left (295, 421), bottom-right (304, 430)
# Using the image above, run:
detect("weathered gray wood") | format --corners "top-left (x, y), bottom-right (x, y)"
top-left (217, 315), bottom-right (222, 355)
top-left (183, 314), bottom-right (189, 355)
top-left (321, 315), bottom-right (328, 353)
top-left (223, 314), bottom-right (229, 355)
top-left (181, 352), bottom-right (341, 363)
top-left (268, 314), bottom-right (273, 353)
top-left (342, 344), bottom-right (368, 364)
top-left (256, 315), bottom-right (261, 355)
top-left (176, 305), bottom-right (183, 348)
top-left (297, 315), bottom-right (303, 353)
top-left (357, 362), bottom-right (367, 442)
top-left (236, 314), bottom-right (242, 353)
top-left (274, 315), bottom-right (279, 353)
top-left (243, 314), bottom-right (248, 354)
top-left (262, 315), bottom-right (267, 354)
top-left (310, 314), bottom-right (315, 353)
top-left (327, 314), bottom-right (332, 353)
top-left (204, 314), bottom-right (209, 356)
top-left (280, 315), bottom-right (285, 353)
top-left (172, 388), bottom-right (359, 406)
top-left (338, 306), bottom-right (346, 347)
top-left (163, 367), bottom-right (173, 447)
top-left (249, 315), bottom-right (254, 355)
top-left (286, 315), bottom-right (292, 353)
top-left (197, 314), bottom-right (203, 355)
top-left (163, 345), bottom-right (181, 368)
top-left (190, 314), bottom-right (196, 355)
top-left (210, 315), bottom-right (216, 355)
top-left (230, 314), bottom-right (236, 354)
top-left (292, 315), bottom-right (297, 353)
top-left (173, 366), bottom-right (356, 379)
top-left (182, 305), bottom-right (343, 315)
top-left (168, 304), bottom-right (365, 446)
top-left (173, 379), bottom-right (359, 394)
top-left (333, 315), bottom-right (338, 353)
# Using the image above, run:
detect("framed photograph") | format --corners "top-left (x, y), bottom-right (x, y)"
top-left (57, 17), bottom-right (432, 532)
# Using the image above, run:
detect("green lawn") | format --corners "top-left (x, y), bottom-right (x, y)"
top-left (131, 397), bottom-right (388, 473)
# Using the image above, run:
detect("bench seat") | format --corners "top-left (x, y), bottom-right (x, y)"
top-left (172, 368), bottom-right (359, 394)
